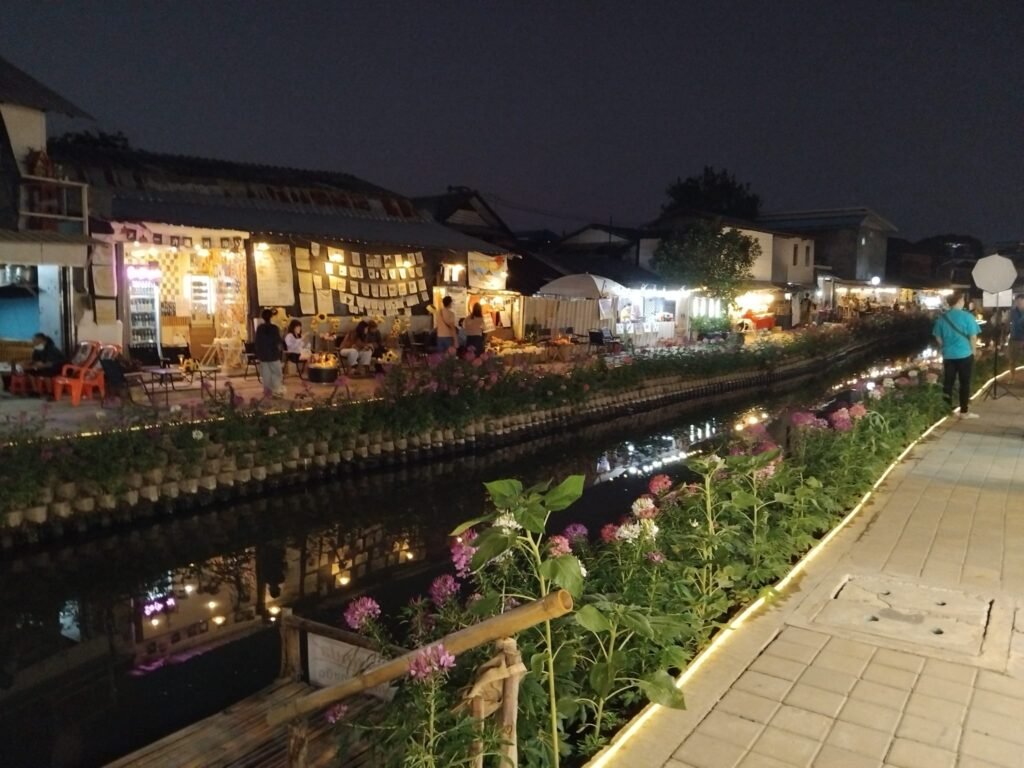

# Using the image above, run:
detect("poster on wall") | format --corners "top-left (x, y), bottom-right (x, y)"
top-left (91, 261), bottom-right (117, 297)
top-left (307, 634), bottom-right (393, 700)
top-left (255, 244), bottom-right (296, 307)
top-left (467, 252), bottom-right (508, 290)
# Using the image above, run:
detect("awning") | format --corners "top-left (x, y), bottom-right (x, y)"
top-left (0, 229), bottom-right (95, 268)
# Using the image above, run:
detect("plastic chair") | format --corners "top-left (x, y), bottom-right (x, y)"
top-left (243, 343), bottom-right (261, 381)
top-left (8, 373), bottom-right (30, 395)
top-left (80, 345), bottom-right (120, 402)
top-left (52, 341), bottom-right (102, 406)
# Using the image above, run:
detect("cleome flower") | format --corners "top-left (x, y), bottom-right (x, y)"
top-left (600, 523), bottom-right (620, 543)
top-left (562, 522), bottom-right (588, 543)
top-left (646, 550), bottom-right (666, 564)
top-left (428, 574), bottom-right (460, 606)
top-left (493, 512), bottom-right (523, 533)
top-left (325, 703), bottom-right (349, 724)
top-left (343, 596), bottom-right (381, 632)
top-left (407, 643), bottom-right (457, 682)
top-left (450, 530), bottom-right (478, 579)
top-left (631, 495), bottom-right (658, 519)
top-left (192, 429), bottom-right (204, 441)
top-left (648, 474), bottom-right (673, 496)
top-left (547, 534), bottom-right (572, 557)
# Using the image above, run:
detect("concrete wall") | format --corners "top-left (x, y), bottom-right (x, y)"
top-left (0, 104), bottom-right (46, 173)
top-left (733, 227), bottom-right (774, 282)
top-left (563, 227), bottom-right (631, 245)
top-left (772, 236), bottom-right (815, 285)
top-left (0, 296), bottom-right (39, 339)
top-left (857, 225), bottom-right (889, 282)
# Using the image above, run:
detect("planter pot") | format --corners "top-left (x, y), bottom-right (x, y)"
top-left (217, 472), bottom-right (236, 487)
top-left (355, 446), bottom-right (369, 459)
top-left (238, 453), bottom-right (255, 469)
top-left (36, 487), bottom-right (54, 505)
top-left (431, 430), bottom-right (444, 443)
top-left (326, 452), bottom-right (341, 466)
top-left (443, 428), bottom-right (455, 441)
top-left (181, 478), bottom-right (199, 495)
top-left (165, 465), bottom-right (183, 482)
top-left (98, 494), bottom-right (118, 511)
top-left (199, 476), bottom-right (218, 491)
top-left (341, 449), bottom-right (354, 462)
top-left (356, 434), bottom-right (369, 448)
top-left (5, 510), bottom-right (24, 528)
top-left (161, 481), bottom-right (181, 499)
top-left (369, 443), bottom-right (381, 457)
top-left (220, 456), bottom-right (237, 473)
top-left (288, 446), bottom-right (301, 461)
top-left (269, 462), bottom-right (284, 476)
top-left (51, 501), bottom-right (73, 519)
top-left (122, 489), bottom-right (140, 506)
top-left (206, 443), bottom-right (225, 459)
top-left (74, 496), bottom-right (96, 513)
top-left (206, 458), bottom-right (222, 475)
top-left (140, 485), bottom-right (160, 502)
top-left (56, 482), bottom-right (77, 501)
top-left (25, 506), bottom-right (47, 525)
top-left (144, 468), bottom-right (165, 486)
top-left (395, 438), bottom-right (408, 451)
top-left (251, 466), bottom-right (268, 481)
top-left (314, 441), bottom-right (329, 456)
top-left (234, 469), bottom-right (252, 483)
top-left (302, 443), bottom-right (316, 458)
top-left (284, 459), bottom-right (299, 471)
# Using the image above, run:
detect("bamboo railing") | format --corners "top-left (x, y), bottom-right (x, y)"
top-left (268, 589), bottom-right (573, 729)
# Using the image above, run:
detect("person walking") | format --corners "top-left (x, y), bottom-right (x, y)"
top-left (254, 309), bottom-right (285, 397)
top-left (932, 293), bottom-right (981, 419)
top-left (435, 296), bottom-right (457, 353)
top-left (1008, 294), bottom-right (1024, 383)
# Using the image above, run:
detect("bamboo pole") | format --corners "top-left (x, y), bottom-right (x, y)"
top-left (267, 589), bottom-right (573, 726)
top-left (279, 608), bottom-right (302, 681)
top-left (498, 638), bottom-right (525, 767)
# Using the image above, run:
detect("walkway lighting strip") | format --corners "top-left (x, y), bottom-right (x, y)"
top-left (589, 367), bottom-right (1010, 768)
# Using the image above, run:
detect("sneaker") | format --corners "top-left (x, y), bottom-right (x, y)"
top-left (959, 412), bottom-right (980, 420)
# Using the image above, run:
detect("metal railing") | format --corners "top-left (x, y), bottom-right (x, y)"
top-left (18, 174), bottom-right (89, 233)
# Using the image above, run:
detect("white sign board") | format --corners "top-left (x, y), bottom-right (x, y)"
top-left (983, 290), bottom-right (1013, 308)
top-left (307, 633), bottom-right (394, 701)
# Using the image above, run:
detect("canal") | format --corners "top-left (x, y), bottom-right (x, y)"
top-left (0, 349), bottom-right (918, 768)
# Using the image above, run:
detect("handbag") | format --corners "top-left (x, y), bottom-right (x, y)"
top-left (939, 312), bottom-right (972, 341)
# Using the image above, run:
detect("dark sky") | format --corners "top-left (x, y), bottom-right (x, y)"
top-left (2, 1), bottom-right (1021, 242)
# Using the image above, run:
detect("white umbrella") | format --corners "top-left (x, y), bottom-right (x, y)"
top-left (536, 274), bottom-right (627, 299)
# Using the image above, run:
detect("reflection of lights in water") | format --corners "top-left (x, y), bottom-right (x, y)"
top-left (404, 551), bottom-right (415, 561)
top-left (184, 584), bottom-right (195, 595)
top-left (150, 618), bottom-right (160, 627)
top-left (212, 616), bottom-right (226, 626)
top-left (207, 601), bottom-right (217, 610)
top-left (268, 606), bottom-right (281, 616)
top-left (628, 467), bottom-right (639, 475)
top-left (336, 572), bottom-right (351, 586)
top-left (626, 443), bottom-right (635, 454)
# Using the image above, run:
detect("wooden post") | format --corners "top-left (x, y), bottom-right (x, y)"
top-left (498, 637), bottom-right (526, 767)
top-left (268, 589), bottom-right (573, 726)
top-left (279, 607), bottom-right (302, 681)
top-left (286, 718), bottom-right (309, 768)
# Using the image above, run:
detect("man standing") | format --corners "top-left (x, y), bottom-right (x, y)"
top-left (932, 293), bottom-right (981, 419)
top-left (1008, 294), bottom-right (1024, 383)
top-left (254, 308), bottom-right (285, 397)
top-left (435, 296), bottom-right (457, 352)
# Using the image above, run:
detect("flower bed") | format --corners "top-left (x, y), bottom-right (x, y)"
top-left (329, 357), bottom-right (953, 767)
top-left (0, 315), bottom-right (931, 537)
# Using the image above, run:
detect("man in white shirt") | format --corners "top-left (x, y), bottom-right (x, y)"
top-left (435, 296), bottom-right (457, 352)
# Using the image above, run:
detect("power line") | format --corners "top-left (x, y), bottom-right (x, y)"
top-left (479, 190), bottom-right (646, 229)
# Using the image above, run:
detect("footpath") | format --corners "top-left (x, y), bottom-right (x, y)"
top-left (596, 379), bottom-right (1024, 768)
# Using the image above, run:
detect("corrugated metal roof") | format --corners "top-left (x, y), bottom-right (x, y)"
top-left (0, 228), bottom-right (97, 245)
top-left (0, 56), bottom-right (91, 118)
top-left (759, 208), bottom-right (898, 233)
top-left (108, 196), bottom-right (506, 253)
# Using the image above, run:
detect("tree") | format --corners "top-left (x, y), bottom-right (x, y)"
top-left (50, 130), bottom-right (132, 151)
top-left (651, 218), bottom-right (760, 306)
top-left (662, 166), bottom-right (761, 220)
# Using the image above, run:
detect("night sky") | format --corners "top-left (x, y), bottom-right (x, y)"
top-left (2, 1), bottom-right (1021, 242)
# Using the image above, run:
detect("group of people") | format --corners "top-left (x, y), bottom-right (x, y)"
top-left (434, 296), bottom-right (486, 356)
top-left (0, 333), bottom-right (66, 396)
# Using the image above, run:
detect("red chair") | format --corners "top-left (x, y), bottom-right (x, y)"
top-left (51, 341), bottom-right (101, 406)
top-left (81, 344), bottom-right (121, 402)
top-left (8, 373), bottom-right (30, 396)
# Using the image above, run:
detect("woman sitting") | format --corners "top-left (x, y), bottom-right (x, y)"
top-left (337, 321), bottom-right (374, 375)
top-left (283, 320), bottom-right (309, 376)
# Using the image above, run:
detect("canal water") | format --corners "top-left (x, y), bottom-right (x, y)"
top-left (0, 350), bottom-right (918, 768)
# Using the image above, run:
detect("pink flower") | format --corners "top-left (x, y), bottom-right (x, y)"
top-left (848, 403), bottom-right (868, 420)
top-left (344, 596), bottom-right (381, 632)
top-left (407, 643), bottom-right (456, 682)
top-left (325, 703), bottom-right (349, 724)
top-left (600, 523), bottom-right (620, 543)
top-left (547, 535), bottom-right (572, 557)
top-left (790, 411), bottom-right (817, 427)
top-left (562, 523), bottom-right (588, 543)
top-left (646, 551), bottom-right (666, 564)
top-left (582, 383), bottom-right (590, 392)
top-left (648, 474), bottom-right (673, 496)
top-left (828, 408), bottom-right (854, 432)
top-left (429, 574), bottom-right (460, 605)
top-left (450, 530), bottom-right (478, 579)
top-left (925, 372), bottom-right (939, 384)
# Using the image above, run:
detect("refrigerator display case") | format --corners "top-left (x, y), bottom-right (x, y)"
top-left (127, 264), bottom-right (163, 357)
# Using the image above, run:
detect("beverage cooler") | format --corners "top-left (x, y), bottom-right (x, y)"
top-left (127, 264), bottom-right (163, 359)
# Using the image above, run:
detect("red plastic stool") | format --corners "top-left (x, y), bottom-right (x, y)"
top-left (8, 373), bottom-right (30, 395)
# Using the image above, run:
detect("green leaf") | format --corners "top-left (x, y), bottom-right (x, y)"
top-left (638, 670), bottom-right (686, 709)
top-left (589, 661), bottom-right (616, 698)
top-left (449, 515), bottom-right (492, 537)
top-left (516, 499), bottom-right (548, 534)
top-left (730, 490), bottom-right (758, 511)
top-left (469, 528), bottom-right (513, 571)
top-left (543, 474), bottom-right (585, 512)
top-left (530, 652), bottom-right (546, 678)
top-left (618, 609), bottom-right (654, 639)
top-left (659, 645), bottom-right (691, 671)
top-left (538, 554), bottom-right (584, 597)
top-left (575, 604), bottom-right (613, 634)
top-left (484, 478), bottom-right (523, 510)
top-left (467, 593), bottom-right (501, 617)
top-left (773, 492), bottom-right (795, 505)
top-left (556, 697), bottom-right (580, 721)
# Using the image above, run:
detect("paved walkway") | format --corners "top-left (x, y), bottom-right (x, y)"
top-left (598, 380), bottom-right (1024, 768)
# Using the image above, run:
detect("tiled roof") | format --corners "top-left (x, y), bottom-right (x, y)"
top-left (0, 228), bottom-right (96, 245)
top-left (0, 56), bottom-right (91, 118)
top-left (759, 208), bottom-right (898, 233)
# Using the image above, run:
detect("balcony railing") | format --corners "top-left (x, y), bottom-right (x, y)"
top-left (18, 174), bottom-right (89, 235)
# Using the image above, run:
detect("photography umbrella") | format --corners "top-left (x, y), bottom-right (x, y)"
top-left (972, 254), bottom-right (1019, 399)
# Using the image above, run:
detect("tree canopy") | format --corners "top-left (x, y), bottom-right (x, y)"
top-left (651, 218), bottom-right (759, 306)
top-left (662, 166), bottom-right (761, 220)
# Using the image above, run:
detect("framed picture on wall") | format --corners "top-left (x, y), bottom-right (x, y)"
top-left (202, 237), bottom-right (213, 249)
top-left (170, 236), bottom-right (180, 247)
top-left (220, 238), bottom-right (231, 249)
top-left (153, 234), bottom-right (163, 245)
top-left (183, 237), bottom-right (193, 247)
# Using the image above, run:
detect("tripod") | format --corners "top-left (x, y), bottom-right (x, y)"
top-left (983, 312), bottom-right (1019, 401)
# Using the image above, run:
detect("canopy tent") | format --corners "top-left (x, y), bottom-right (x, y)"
top-left (535, 273), bottom-right (627, 299)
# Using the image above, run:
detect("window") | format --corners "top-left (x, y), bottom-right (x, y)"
top-left (804, 245), bottom-right (811, 267)
top-left (792, 244), bottom-right (798, 266)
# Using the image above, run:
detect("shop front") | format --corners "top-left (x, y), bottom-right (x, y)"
top-left (432, 251), bottom-right (521, 339)
top-left (835, 279), bottom-right (900, 319)
top-left (615, 287), bottom-right (689, 346)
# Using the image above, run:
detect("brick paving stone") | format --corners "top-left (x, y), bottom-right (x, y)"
top-left (674, 731), bottom-right (746, 768)
top-left (861, 662), bottom-right (917, 691)
top-left (871, 649), bottom-right (925, 674)
top-left (798, 665), bottom-right (858, 695)
top-left (965, 708), bottom-right (1024, 747)
top-left (733, 670), bottom-right (793, 701)
top-left (826, 720), bottom-right (892, 760)
top-left (750, 727), bottom-right (819, 767)
top-left (814, 744), bottom-right (883, 768)
top-left (769, 705), bottom-right (832, 740)
top-left (718, 689), bottom-right (781, 725)
top-left (777, 627), bottom-right (830, 649)
top-left (695, 710), bottom-right (764, 749)
top-left (838, 699), bottom-right (904, 733)
top-left (903, 691), bottom-right (966, 726)
top-left (736, 754), bottom-right (792, 768)
top-left (886, 737), bottom-right (957, 768)
top-left (959, 730), bottom-right (1022, 768)
top-left (975, 670), bottom-right (1024, 699)
top-left (763, 639), bottom-right (820, 665)
top-left (971, 689), bottom-right (1024, 719)
top-left (849, 679), bottom-right (912, 711)
top-left (750, 653), bottom-right (809, 682)
top-left (812, 649), bottom-right (873, 677)
top-left (895, 712), bottom-right (961, 752)
top-left (913, 673), bottom-right (974, 705)
top-left (921, 658), bottom-right (977, 686)
top-left (782, 684), bottom-right (846, 718)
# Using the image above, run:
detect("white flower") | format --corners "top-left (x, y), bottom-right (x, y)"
top-left (493, 512), bottom-right (522, 533)
top-left (882, 377), bottom-right (895, 389)
top-left (631, 496), bottom-right (656, 516)
top-left (192, 430), bottom-right (205, 441)
top-left (579, 563), bottom-right (588, 579)
top-left (639, 519), bottom-right (659, 542)
top-left (908, 370), bottom-right (919, 378)
top-left (169, 404), bottom-right (182, 414)
top-left (615, 522), bottom-right (642, 542)
top-left (689, 519), bottom-right (700, 528)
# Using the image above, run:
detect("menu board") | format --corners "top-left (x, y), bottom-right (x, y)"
top-left (255, 244), bottom-right (296, 307)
